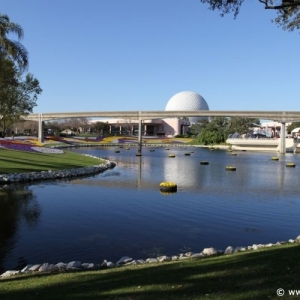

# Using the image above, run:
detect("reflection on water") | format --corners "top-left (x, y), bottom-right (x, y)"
top-left (1, 147), bottom-right (300, 272)
top-left (0, 185), bottom-right (41, 271)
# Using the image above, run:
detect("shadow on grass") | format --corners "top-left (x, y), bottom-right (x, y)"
top-left (1, 244), bottom-right (299, 300)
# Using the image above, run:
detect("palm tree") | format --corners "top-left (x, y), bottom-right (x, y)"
top-left (0, 13), bottom-right (28, 71)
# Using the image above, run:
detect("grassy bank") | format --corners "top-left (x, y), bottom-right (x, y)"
top-left (1, 243), bottom-right (299, 299)
top-left (0, 149), bottom-right (105, 174)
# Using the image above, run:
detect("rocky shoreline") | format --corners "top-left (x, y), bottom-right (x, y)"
top-left (0, 154), bottom-right (116, 185)
top-left (1, 235), bottom-right (299, 279)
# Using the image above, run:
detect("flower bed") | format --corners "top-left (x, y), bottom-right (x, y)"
top-left (0, 139), bottom-right (64, 154)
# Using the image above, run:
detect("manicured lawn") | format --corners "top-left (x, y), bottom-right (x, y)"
top-left (1, 243), bottom-right (299, 299)
top-left (0, 148), bottom-right (105, 174)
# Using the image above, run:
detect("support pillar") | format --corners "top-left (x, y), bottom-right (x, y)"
top-left (38, 113), bottom-right (44, 143)
top-left (279, 122), bottom-right (286, 154)
top-left (137, 117), bottom-right (142, 156)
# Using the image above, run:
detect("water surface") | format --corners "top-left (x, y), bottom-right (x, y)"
top-left (1, 146), bottom-right (299, 272)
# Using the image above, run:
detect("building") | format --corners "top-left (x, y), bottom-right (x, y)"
top-left (89, 91), bottom-right (210, 137)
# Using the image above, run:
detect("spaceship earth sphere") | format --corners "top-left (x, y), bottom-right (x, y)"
top-left (165, 91), bottom-right (209, 123)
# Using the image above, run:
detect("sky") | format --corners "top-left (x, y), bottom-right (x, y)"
top-left (1, 0), bottom-right (300, 114)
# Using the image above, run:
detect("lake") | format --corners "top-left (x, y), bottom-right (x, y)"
top-left (1, 146), bottom-right (300, 272)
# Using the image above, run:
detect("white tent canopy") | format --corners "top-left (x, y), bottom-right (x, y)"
top-left (291, 127), bottom-right (300, 134)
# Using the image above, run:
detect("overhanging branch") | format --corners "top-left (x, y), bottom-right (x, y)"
top-left (258, 0), bottom-right (300, 10)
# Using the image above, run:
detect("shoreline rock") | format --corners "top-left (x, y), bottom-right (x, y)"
top-left (1, 235), bottom-right (299, 279)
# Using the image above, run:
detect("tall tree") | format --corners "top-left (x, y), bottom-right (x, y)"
top-left (196, 117), bottom-right (260, 144)
top-left (199, 0), bottom-right (300, 31)
top-left (0, 13), bottom-right (28, 70)
top-left (189, 119), bottom-right (209, 137)
top-left (198, 117), bottom-right (230, 145)
top-left (0, 61), bottom-right (42, 137)
top-left (228, 117), bottom-right (261, 135)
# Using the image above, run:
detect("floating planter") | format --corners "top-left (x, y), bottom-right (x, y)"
top-left (185, 153), bottom-right (191, 156)
top-left (272, 157), bottom-right (279, 161)
top-left (200, 161), bottom-right (209, 165)
top-left (286, 162), bottom-right (296, 167)
top-left (159, 182), bottom-right (177, 193)
top-left (226, 166), bottom-right (236, 171)
top-left (168, 154), bottom-right (176, 158)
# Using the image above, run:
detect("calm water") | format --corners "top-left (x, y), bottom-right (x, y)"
top-left (1, 146), bottom-right (300, 272)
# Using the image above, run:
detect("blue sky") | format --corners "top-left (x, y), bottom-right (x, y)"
top-left (2, 0), bottom-right (299, 113)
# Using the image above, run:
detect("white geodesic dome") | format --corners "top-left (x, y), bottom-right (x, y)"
top-left (165, 91), bottom-right (209, 123)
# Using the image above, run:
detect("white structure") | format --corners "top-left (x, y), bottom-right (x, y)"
top-left (165, 91), bottom-right (209, 124)
top-left (226, 121), bottom-right (298, 153)
top-left (161, 91), bottom-right (209, 136)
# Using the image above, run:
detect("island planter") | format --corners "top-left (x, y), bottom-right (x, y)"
top-left (286, 162), bottom-right (296, 167)
top-left (159, 182), bottom-right (177, 193)
top-left (226, 166), bottom-right (236, 171)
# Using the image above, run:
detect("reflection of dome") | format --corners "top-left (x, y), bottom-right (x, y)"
top-left (165, 91), bottom-right (209, 123)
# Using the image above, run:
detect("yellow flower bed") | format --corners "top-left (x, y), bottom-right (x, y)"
top-left (160, 182), bottom-right (177, 188)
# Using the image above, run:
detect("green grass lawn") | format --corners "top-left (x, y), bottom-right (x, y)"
top-left (0, 148), bottom-right (105, 174)
top-left (1, 243), bottom-right (299, 299)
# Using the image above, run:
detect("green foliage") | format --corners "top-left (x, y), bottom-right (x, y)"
top-left (197, 117), bottom-right (261, 145)
top-left (228, 117), bottom-right (260, 135)
top-left (90, 121), bottom-right (109, 133)
top-left (0, 62), bottom-right (42, 136)
top-left (189, 119), bottom-right (209, 136)
top-left (199, 0), bottom-right (300, 31)
top-left (198, 117), bottom-right (229, 145)
top-left (0, 13), bottom-right (28, 70)
top-left (0, 13), bottom-right (41, 137)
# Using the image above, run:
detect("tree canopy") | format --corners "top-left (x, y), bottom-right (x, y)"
top-left (0, 60), bottom-right (42, 136)
top-left (0, 13), bottom-right (41, 137)
top-left (195, 117), bottom-right (261, 145)
top-left (0, 13), bottom-right (28, 70)
top-left (199, 0), bottom-right (300, 31)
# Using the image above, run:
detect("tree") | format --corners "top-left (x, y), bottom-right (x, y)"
top-left (196, 117), bottom-right (260, 144)
top-left (0, 13), bottom-right (28, 70)
top-left (199, 0), bottom-right (300, 31)
top-left (228, 117), bottom-right (261, 135)
top-left (91, 121), bottom-right (109, 134)
top-left (189, 119), bottom-right (209, 137)
top-left (0, 61), bottom-right (42, 137)
top-left (198, 117), bottom-right (230, 144)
